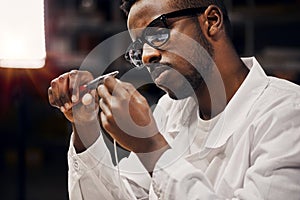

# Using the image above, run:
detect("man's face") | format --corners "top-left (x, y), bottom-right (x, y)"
top-left (127, 0), bottom-right (214, 99)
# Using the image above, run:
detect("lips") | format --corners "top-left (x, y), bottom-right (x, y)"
top-left (149, 64), bottom-right (171, 82)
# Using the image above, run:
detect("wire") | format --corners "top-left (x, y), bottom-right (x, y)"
top-left (113, 139), bottom-right (126, 197)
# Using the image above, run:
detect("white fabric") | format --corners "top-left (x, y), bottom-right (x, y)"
top-left (68, 57), bottom-right (300, 200)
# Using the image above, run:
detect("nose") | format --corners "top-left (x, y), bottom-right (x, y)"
top-left (142, 43), bottom-right (162, 65)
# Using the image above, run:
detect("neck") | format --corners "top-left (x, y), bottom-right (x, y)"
top-left (195, 43), bottom-right (249, 120)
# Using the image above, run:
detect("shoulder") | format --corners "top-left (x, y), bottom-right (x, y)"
top-left (249, 77), bottom-right (300, 145)
top-left (268, 76), bottom-right (300, 97)
top-left (252, 76), bottom-right (300, 116)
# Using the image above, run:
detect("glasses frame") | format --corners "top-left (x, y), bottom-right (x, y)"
top-left (125, 7), bottom-right (208, 68)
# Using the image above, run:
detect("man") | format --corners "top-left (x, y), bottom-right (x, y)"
top-left (48, 0), bottom-right (300, 199)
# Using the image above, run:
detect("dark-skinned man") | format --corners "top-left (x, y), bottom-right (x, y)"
top-left (48, 0), bottom-right (300, 199)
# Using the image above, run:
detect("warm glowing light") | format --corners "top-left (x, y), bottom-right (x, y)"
top-left (0, 0), bottom-right (46, 69)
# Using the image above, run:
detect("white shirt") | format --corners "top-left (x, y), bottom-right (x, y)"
top-left (68, 57), bottom-right (300, 200)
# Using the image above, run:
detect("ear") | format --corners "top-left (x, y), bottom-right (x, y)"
top-left (203, 5), bottom-right (224, 38)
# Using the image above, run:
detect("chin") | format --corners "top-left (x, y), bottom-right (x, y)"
top-left (159, 85), bottom-right (194, 100)
top-left (168, 90), bottom-right (193, 100)
top-left (155, 69), bottom-right (203, 100)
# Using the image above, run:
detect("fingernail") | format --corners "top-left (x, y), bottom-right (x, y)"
top-left (70, 70), bottom-right (77, 76)
top-left (60, 106), bottom-right (65, 112)
top-left (71, 95), bottom-right (77, 102)
top-left (82, 93), bottom-right (93, 105)
top-left (64, 103), bottom-right (70, 110)
top-left (97, 85), bottom-right (102, 92)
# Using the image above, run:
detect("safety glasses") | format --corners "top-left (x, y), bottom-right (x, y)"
top-left (125, 7), bottom-right (208, 69)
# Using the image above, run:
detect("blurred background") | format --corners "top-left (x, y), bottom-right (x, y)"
top-left (0, 0), bottom-right (299, 199)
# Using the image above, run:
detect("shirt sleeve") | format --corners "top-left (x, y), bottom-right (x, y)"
top-left (67, 95), bottom-right (173, 200)
top-left (67, 132), bottom-right (149, 200)
top-left (151, 103), bottom-right (300, 200)
top-left (235, 103), bottom-right (300, 200)
top-left (152, 148), bottom-right (220, 200)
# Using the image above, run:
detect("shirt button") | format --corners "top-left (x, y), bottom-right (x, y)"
top-left (73, 159), bottom-right (79, 171)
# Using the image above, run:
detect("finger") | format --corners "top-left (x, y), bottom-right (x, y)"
top-left (99, 98), bottom-right (112, 118)
top-left (91, 89), bottom-right (99, 104)
top-left (57, 74), bottom-right (72, 110)
top-left (50, 78), bottom-right (64, 108)
top-left (48, 87), bottom-right (59, 108)
top-left (97, 84), bottom-right (112, 105)
top-left (103, 76), bottom-right (129, 98)
top-left (69, 70), bottom-right (80, 103)
top-left (122, 82), bottom-right (140, 100)
top-left (81, 88), bottom-right (99, 119)
top-left (100, 111), bottom-right (111, 134)
top-left (122, 82), bottom-right (136, 93)
top-left (69, 70), bottom-right (94, 103)
top-left (83, 99), bottom-right (99, 115)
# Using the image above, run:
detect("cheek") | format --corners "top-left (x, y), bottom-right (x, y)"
top-left (162, 49), bottom-right (198, 75)
top-left (167, 29), bottom-right (212, 67)
top-left (165, 52), bottom-right (196, 75)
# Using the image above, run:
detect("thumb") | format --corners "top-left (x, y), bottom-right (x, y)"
top-left (82, 92), bottom-right (99, 115)
top-left (82, 93), bottom-right (93, 106)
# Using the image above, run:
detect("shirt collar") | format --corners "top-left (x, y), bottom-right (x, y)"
top-left (205, 57), bottom-right (270, 148)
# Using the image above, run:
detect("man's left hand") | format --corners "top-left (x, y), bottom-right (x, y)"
top-left (97, 76), bottom-right (167, 154)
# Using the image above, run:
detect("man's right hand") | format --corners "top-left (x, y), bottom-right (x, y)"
top-left (48, 70), bottom-right (100, 152)
top-left (48, 70), bottom-right (99, 123)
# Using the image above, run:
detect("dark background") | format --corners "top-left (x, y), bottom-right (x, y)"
top-left (0, 0), bottom-right (299, 199)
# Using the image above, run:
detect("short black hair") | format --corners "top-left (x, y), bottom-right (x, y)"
top-left (121, 0), bottom-right (228, 17)
top-left (120, 0), bottom-right (137, 16)
top-left (120, 0), bottom-right (232, 38)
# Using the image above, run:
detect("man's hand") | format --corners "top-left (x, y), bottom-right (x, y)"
top-left (48, 70), bottom-right (99, 123)
top-left (98, 76), bottom-right (169, 172)
top-left (97, 76), bottom-right (168, 152)
top-left (48, 70), bottom-right (100, 152)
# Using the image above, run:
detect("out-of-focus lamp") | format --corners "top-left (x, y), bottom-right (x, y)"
top-left (0, 0), bottom-right (46, 69)
top-left (0, 1), bottom-right (46, 199)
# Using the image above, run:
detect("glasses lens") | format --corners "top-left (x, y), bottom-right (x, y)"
top-left (125, 27), bottom-right (170, 69)
top-left (144, 27), bottom-right (170, 47)
top-left (125, 41), bottom-right (144, 69)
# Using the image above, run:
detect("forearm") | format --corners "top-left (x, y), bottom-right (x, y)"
top-left (68, 133), bottom-right (149, 200)
top-left (72, 118), bottom-right (101, 153)
top-left (136, 133), bottom-right (170, 174)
